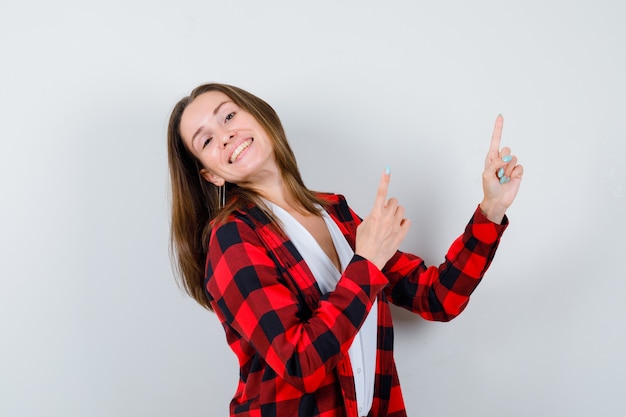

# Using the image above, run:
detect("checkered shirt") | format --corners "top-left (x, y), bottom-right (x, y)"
top-left (205, 193), bottom-right (508, 416)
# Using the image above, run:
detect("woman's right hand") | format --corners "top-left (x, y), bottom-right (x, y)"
top-left (355, 169), bottom-right (411, 270)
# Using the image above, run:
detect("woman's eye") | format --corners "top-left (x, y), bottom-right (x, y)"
top-left (225, 112), bottom-right (235, 122)
top-left (202, 137), bottom-right (212, 149)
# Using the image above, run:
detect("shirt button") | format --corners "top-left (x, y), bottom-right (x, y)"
top-left (357, 368), bottom-right (362, 374)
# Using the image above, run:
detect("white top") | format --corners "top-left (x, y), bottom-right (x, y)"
top-left (265, 201), bottom-right (377, 417)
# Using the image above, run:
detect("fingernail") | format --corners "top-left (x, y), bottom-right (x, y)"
top-left (385, 165), bottom-right (391, 175)
top-left (500, 176), bottom-right (507, 184)
top-left (502, 155), bottom-right (513, 163)
top-left (497, 167), bottom-right (505, 179)
top-left (505, 176), bottom-right (511, 183)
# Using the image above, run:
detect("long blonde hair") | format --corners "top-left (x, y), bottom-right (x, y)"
top-left (167, 83), bottom-right (324, 309)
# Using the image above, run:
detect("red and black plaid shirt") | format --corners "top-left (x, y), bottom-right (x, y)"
top-left (205, 193), bottom-right (507, 417)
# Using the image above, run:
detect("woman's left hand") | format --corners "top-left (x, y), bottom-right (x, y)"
top-left (479, 115), bottom-right (524, 224)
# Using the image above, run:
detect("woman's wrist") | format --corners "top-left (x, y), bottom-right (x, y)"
top-left (479, 199), bottom-right (507, 224)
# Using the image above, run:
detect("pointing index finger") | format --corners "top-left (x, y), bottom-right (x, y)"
top-left (374, 167), bottom-right (391, 211)
top-left (489, 114), bottom-right (504, 160)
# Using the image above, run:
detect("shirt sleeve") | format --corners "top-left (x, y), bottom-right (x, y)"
top-left (382, 205), bottom-right (508, 321)
top-left (205, 216), bottom-right (388, 393)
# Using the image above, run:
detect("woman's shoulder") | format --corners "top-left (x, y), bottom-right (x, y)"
top-left (315, 192), bottom-right (360, 224)
top-left (208, 205), bottom-right (274, 255)
top-left (211, 193), bottom-right (354, 236)
top-left (315, 191), bottom-right (347, 205)
top-left (214, 203), bottom-right (271, 230)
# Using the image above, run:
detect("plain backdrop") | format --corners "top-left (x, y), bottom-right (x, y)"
top-left (1, 0), bottom-right (625, 416)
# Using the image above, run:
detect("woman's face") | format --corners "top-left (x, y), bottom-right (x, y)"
top-left (180, 91), bottom-right (277, 189)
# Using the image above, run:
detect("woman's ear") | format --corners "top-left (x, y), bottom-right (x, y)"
top-left (200, 168), bottom-right (225, 186)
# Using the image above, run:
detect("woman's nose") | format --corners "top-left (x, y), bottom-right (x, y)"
top-left (220, 130), bottom-right (236, 147)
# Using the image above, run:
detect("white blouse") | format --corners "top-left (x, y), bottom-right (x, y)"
top-left (265, 201), bottom-right (377, 417)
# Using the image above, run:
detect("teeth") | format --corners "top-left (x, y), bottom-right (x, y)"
top-left (229, 139), bottom-right (252, 163)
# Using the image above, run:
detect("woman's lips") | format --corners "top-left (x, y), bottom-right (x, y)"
top-left (229, 138), bottom-right (253, 163)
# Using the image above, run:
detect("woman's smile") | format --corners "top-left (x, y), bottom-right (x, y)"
top-left (229, 138), bottom-right (254, 163)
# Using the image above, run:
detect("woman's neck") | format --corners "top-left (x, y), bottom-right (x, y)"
top-left (257, 183), bottom-right (315, 217)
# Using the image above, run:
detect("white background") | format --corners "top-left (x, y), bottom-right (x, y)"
top-left (1, 0), bottom-right (625, 416)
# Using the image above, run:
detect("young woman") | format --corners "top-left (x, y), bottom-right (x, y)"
top-left (167, 83), bottom-right (523, 417)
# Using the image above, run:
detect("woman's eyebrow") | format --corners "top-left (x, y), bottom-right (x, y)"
top-left (213, 100), bottom-right (231, 116)
top-left (191, 127), bottom-right (205, 148)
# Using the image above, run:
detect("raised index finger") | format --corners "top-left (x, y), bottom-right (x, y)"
top-left (488, 114), bottom-right (504, 160)
top-left (374, 168), bottom-right (391, 211)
